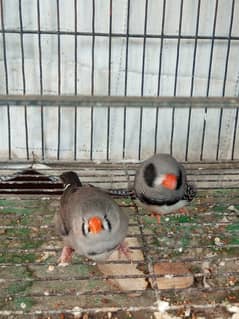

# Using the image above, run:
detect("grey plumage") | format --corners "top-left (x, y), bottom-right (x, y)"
top-left (55, 171), bottom-right (129, 261)
top-left (134, 153), bottom-right (196, 214)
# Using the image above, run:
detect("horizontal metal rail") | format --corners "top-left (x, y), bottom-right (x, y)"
top-left (1, 28), bottom-right (239, 40)
top-left (0, 95), bottom-right (239, 108)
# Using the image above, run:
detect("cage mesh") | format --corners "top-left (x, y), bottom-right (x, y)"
top-left (0, 1), bottom-right (239, 318)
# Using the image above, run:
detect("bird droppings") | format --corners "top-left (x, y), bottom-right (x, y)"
top-left (228, 205), bottom-right (239, 213)
top-left (214, 237), bottom-right (224, 246)
top-left (58, 261), bottom-right (71, 268)
top-left (47, 265), bottom-right (55, 272)
top-left (72, 306), bottom-right (82, 318)
top-left (0, 189), bottom-right (238, 318)
top-left (36, 251), bottom-right (56, 263)
top-left (156, 300), bottom-right (169, 313)
top-left (20, 303), bottom-right (26, 309)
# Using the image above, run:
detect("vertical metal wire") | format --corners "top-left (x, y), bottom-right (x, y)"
top-left (122, 0), bottom-right (130, 159)
top-left (124, 0), bottom-right (130, 97)
top-left (200, 0), bottom-right (218, 161)
top-left (91, 0), bottom-right (95, 96)
top-left (157, 0), bottom-right (166, 96)
top-left (231, 108), bottom-right (238, 160)
top-left (56, 0), bottom-right (61, 160)
top-left (173, 0), bottom-right (183, 96)
top-left (154, 106), bottom-right (159, 155)
top-left (37, 0), bottom-right (44, 160)
top-left (154, 0), bottom-right (166, 154)
top-left (19, 0), bottom-right (26, 93)
top-left (74, 0), bottom-right (78, 160)
top-left (90, 0), bottom-right (96, 160)
top-left (6, 107), bottom-right (11, 160)
top-left (138, 0), bottom-right (148, 160)
top-left (185, 0), bottom-right (201, 161)
top-left (141, 0), bottom-right (148, 97)
top-left (19, 0), bottom-right (29, 160)
top-left (138, 106), bottom-right (143, 160)
top-left (0, 0), bottom-right (8, 94)
top-left (108, 0), bottom-right (112, 97)
top-left (90, 106), bottom-right (94, 160)
top-left (0, 0), bottom-right (11, 160)
top-left (216, 0), bottom-right (235, 160)
top-left (170, 0), bottom-right (184, 156)
top-left (107, 0), bottom-right (112, 161)
top-left (189, 0), bottom-right (201, 97)
top-left (222, 0), bottom-right (235, 96)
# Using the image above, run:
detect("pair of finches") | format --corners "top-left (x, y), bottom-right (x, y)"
top-left (55, 153), bottom-right (196, 263)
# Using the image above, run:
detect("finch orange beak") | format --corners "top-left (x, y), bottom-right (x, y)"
top-left (162, 174), bottom-right (177, 190)
top-left (88, 216), bottom-right (103, 234)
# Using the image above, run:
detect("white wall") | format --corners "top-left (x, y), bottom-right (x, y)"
top-left (0, 0), bottom-right (239, 161)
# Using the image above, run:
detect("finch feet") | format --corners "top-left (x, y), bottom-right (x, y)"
top-left (58, 246), bottom-right (75, 266)
top-left (178, 207), bottom-right (188, 214)
top-left (150, 212), bottom-right (161, 224)
top-left (117, 241), bottom-right (131, 260)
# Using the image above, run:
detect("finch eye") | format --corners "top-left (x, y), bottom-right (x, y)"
top-left (82, 219), bottom-right (89, 237)
top-left (103, 214), bottom-right (111, 232)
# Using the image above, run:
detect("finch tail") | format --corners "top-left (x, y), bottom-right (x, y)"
top-left (60, 171), bottom-right (82, 187)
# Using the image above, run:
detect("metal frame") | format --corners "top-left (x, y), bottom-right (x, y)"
top-left (0, 0), bottom-right (239, 163)
top-left (0, 95), bottom-right (238, 162)
top-left (1, 0), bottom-right (238, 96)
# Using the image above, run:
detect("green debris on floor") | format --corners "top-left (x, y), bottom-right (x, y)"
top-left (0, 189), bottom-right (238, 318)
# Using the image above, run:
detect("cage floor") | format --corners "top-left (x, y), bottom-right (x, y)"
top-left (0, 189), bottom-right (239, 319)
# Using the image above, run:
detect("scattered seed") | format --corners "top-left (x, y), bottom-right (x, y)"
top-left (214, 237), bottom-right (224, 246)
top-left (20, 303), bottom-right (26, 309)
top-left (48, 265), bottom-right (55, 272)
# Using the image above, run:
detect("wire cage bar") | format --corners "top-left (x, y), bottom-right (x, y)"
top-left (1, 0), bottom-right (239, 97)
top-left (0, 1), bottom-right (239, 163)
top-left (0, 95), bottom-right (239, 162)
